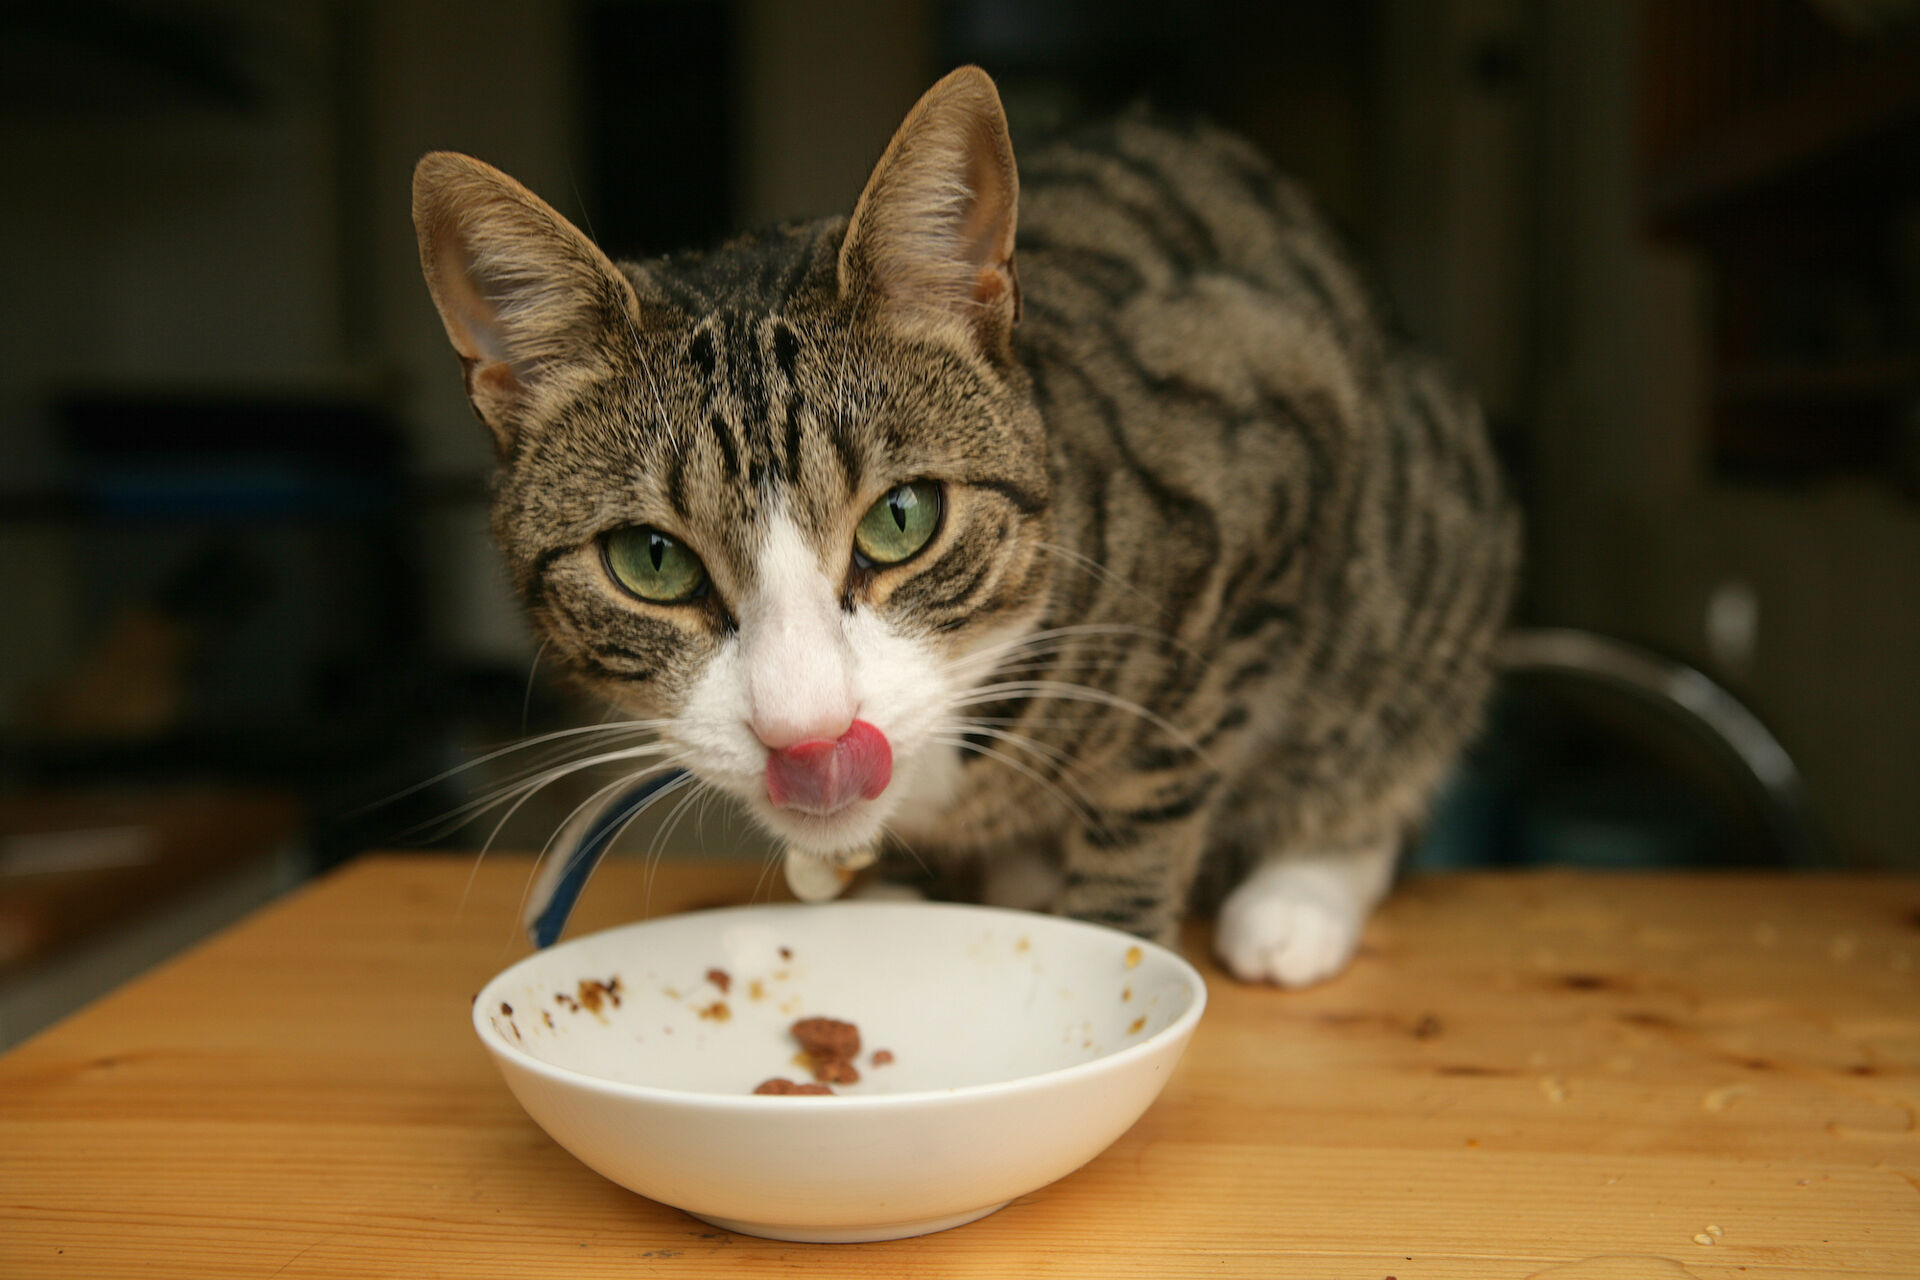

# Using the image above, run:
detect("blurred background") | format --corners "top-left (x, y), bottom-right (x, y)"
top-left (1, 0), bottom-right (1916, 1044)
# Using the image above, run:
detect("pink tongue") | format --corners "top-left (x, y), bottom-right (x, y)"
top-left (765, 719), bottom-right (893, 814)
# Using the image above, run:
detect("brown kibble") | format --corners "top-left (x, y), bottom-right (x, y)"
top-left (753, 1078), bottom-right (833, 1096)
top-left (813, 1055), bottom-right (860, 1085)
top-left (577, 977), bottom-right (622, 1013)
top-left (792, 1017), bottom-right (861, 1061)
top-left (792, 1016), bottom-right (862, 1084)
top-left (706, 968), bottom-right (731, 994)
top-left (871, 1049), bottom-right (894, 1067)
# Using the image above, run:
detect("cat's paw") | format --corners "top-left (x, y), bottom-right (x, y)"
top-left (1214, 867), bottom-right (1366, 988)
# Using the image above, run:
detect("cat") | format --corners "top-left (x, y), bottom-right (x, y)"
top-left (411, 66), bottom-right (1519, 986)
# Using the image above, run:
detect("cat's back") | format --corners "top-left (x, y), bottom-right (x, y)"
top-left (1009, 111), bottom-right (1518, 823)
top-left (1014, 113), bottom-right (1376, 355)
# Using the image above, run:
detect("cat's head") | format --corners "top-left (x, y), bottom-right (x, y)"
top-left (412, 67), bottom-right (1050, 864)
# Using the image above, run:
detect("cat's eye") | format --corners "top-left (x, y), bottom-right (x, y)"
top-left (854, 480), bottom-right (942, 567)
top-left (603, 526), bottom-right (708, 603)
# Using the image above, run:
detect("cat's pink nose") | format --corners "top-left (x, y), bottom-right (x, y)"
top-left (764, 719), bottom-right (892, 815)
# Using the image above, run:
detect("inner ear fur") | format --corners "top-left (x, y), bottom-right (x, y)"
top-left (838, 66), bottom-right (1021, 359)
top-left (412, 152), bottom-right (640, 455)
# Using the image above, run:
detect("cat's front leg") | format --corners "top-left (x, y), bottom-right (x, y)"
top-left (1213, 836), bottom-right (1398, 988)
top-left (1054, 818), bottom-right (1209, 948)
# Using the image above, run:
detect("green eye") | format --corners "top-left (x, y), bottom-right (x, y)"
top-left (855, 481), bottom-right (942, 566)
top-left (604, 526), bottom-right (708, 603)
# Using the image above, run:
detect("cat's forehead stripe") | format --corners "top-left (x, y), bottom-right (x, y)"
top-left (663, 307), bottom-right (865, 540)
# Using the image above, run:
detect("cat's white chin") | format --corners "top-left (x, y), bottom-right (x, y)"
top-left (753, 799), bottom-right (891, 860)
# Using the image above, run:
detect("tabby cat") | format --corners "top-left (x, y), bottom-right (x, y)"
top-left (412, 67), bottom-right (1518, 986)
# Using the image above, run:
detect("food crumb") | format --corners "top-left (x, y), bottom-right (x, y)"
top-left (871, 1049), bottom-right (894, 1067)
top-left (1702, 1084), bottom-right (1750, 1112)
top-left (698, 1000), bottom-right (731, 1022)
top-left (577, 977), bottom-right (623, 1013)
top-left (1539, 1076), bottom-right (1568, 1103)
top-left (706, 968), bottom-right (731, 994)
top-left (779, 946), bottom-right (793, 961)
top-left (1128, 1016), bottom-right (1147, 1035)
top-left (1124, 945), bottom-right (1142, 969)
top-left (500, 1002), bottom-right (513, 1016)
top-left (1706, 1225), bottom-right (1722, 1238)
top-left (754, 1078), bottom-right (833, 1096)
top-left (748, 979), bottom-right (766, 1000)
top-left (1121, 986), bottom-right (1132, 1002)
top-left (792, 1016), bottom-right (862, 1084)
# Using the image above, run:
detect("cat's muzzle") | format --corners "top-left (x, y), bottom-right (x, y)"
top-left (764, 719), bottom-right (893, 815)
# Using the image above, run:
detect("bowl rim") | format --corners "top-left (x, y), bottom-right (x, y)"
top-left (472, 898), bottom-right (1209, 1111)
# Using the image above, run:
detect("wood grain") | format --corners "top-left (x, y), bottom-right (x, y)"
top-left (3, 855), bottom-right (1917, 1278)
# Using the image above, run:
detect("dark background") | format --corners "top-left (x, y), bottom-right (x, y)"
top-left (1, 0), bottom-right (1916, 1039)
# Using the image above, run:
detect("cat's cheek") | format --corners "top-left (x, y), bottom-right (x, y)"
top-left (668, 639), bottom-right (773, 804)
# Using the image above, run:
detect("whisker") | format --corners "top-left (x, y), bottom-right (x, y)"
top-left (360, 718), bottom-right (669, 817)
top-left (457, 756), bottom-right (675, 922)
top-left (945, 720), bottom-right (1095, 782)
top-left (940, 622), bottom-right (1188, 676)
top-left (950, 680), bottom-right (1211, 766)
top-left (1034, 541), bottom-right (1161, 610)
top-left (515, 762), bottom-right (692, 946)
top-left (931, 733), bottom-right (1109, 837)
top-left (750, 845), bottom-right (782, 904)
top-left (400, 739), bottom-right (679, 842)
top-left (878, 822), bottom-right (931, 878)
top-left (640, 774), bottom-right (707, 918)
top-left (521, 638), bottom-right (550, 735)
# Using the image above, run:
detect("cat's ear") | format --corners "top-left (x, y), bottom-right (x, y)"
top-left (839, 66), bottom-right (1021, 359)
top-left (412, 152), bottom-right (640, 456)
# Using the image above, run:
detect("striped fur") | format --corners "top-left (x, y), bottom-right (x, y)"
top-left (413, 68), bottom-right (1519, 978)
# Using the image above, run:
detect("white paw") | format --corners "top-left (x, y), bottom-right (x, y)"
top-left (1215, 868), bottom-right (1367, 988)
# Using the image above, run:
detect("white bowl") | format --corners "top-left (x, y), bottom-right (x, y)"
top-left (472, 900), bottom-right (1206, 1242)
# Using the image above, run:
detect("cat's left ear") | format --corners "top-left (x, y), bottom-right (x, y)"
top-left (412, 152), bottom-right (642, 457)
top-left (839, 66), bottom-right (1021, 360)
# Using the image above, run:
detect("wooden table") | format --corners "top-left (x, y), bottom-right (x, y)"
top-left (4, 855), bottom-right (1917, 1278)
